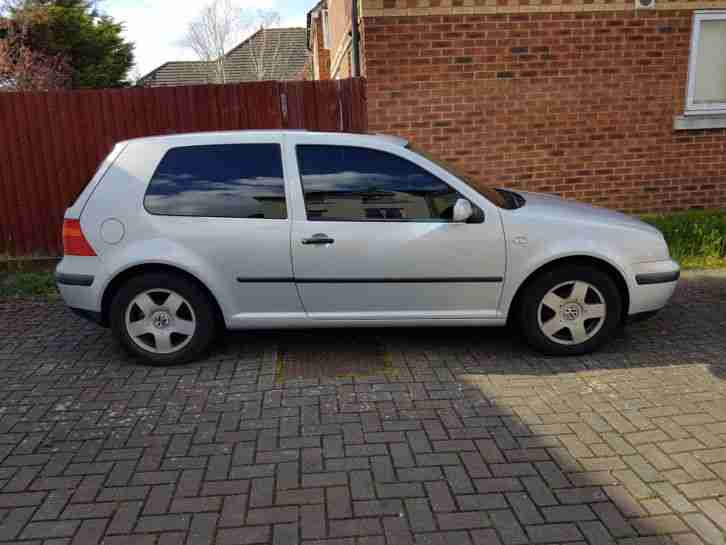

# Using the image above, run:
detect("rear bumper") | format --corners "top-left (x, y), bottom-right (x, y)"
top-left (628, 260), bottom-right (680, 315)
top-left (56, 257), bottom-right (104, 316)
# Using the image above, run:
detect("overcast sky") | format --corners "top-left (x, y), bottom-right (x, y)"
top-left (102, 0), bottom-right (315, 78)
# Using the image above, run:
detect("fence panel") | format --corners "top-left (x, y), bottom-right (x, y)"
top-left (0, 78), bottom-right (366, 257)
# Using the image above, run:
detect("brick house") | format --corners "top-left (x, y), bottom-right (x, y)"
top-left (308, 0), bottom-right (726, 213)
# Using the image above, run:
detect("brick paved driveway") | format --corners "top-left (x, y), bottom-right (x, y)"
top-left (0, 271), bottom-right (725, 545)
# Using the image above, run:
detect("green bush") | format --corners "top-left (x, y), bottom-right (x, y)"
top-left (0, 272), bottom-right (58, 298)
top-left (643, 209), bottom-right (726, 269)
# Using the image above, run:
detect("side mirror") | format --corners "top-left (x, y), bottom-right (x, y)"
top-left (453, 198), bottom-right (474, 223)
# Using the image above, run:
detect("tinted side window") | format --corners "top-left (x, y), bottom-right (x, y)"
top-left (296, 145), bottom-right (462, 222)
top-left (145, 144), bottom-right (286, 219)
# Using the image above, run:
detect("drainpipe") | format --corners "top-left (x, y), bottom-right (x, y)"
top-left (351, 0), bottom-right (361, 77)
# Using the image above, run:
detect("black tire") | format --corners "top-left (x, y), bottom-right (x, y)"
top-left (517, 265), bottom-right (622, 356)
top-left (110, 273), bottom-right (217, 366)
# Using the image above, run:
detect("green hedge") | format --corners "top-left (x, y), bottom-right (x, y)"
top-left (0, 272), bottom-right (57, 298)
top-left (643, 209), bottom-right (726, 269)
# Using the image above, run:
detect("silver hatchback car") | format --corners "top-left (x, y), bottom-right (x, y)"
top-left (57, 131), bottom-right (680, 365)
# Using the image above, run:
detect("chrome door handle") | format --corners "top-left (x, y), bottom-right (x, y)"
top-left (302, 234), bottom-right (335, 245)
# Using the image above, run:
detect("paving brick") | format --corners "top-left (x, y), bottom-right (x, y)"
top-left (61, 502), bottom-right (116, 519)
top-left (350, 470), bottom-right (375, 500)
top-left (246, 506), bottom-right (298, 525)
top-left (632, 515), bottom-right (690, 535)
top-left (542, 504), bottom-right (596, 522)
top-left (397, 466), bottom-right (443, 482)
top-left (474, 478), bottom-right (523, 494)
top-left (526, 523), bottom-right (584, 543)
top-left (457, 494), bottom-right (508, 511)
top-left (300, 504), bottom-right (325, 540)
top-left (329, 517), bottom-right (382, 537)
top-left (355, 499), bottom-right (403, 517)
top-left (405, 498), bottom-right (435, 531)
top-left (218, 525), bottom-right (271, 545)
top-left (578, 520), bottom-right (617, 545)
top-left (0, 506), bottom-right (35, 540)
top-left (507, 492), bottom-right (544, 524)
top-left (445, 465), bottom-right (475, 494)
top-left (103, 536), bottom-right (156, 545)
top-left (302, 472), bottom-right (347, 488)
top-left (425, 481), bottom-right (456, 512)
top-left (328, 486), bottom-right (352, 519)
top-left (490, 509), bottom-right (528, 545)
top-left (651, 482), bottom-right (695, 514)
top-left (276, 488), bottom-right (324, 506)
top-left (219, 494), bottom-right (247, 528)
top-left (273, 521), bottom-right (299, 545)
top-left (20, 520), bottom-right (81, 539)
top-left (33, 490), bottom-right (72, 521)
top-left (679, 480), bottom-right (726, 499)
top-left (135, 514), bottom-right (191, 533)
top-left (592, 502), bottom-right (637, 538)
top-left (107, 501), bottom-right (142, 534)
top-left (71, 518), bottom-right (108, 545)
top-left (376, 482), bottom-right (424, 499)
top-left (143, 484), bottom-right (174, 515)
top-left (695, 499), bottom-right (726, 532)
top-left (682, 513), bottom-right (726, 545)
top-left (383, 516), bottom-right (414, 545)
top-left (438, 511), bottom-right (492, 530)
top-left (0, 492), bottom-right (47, 507)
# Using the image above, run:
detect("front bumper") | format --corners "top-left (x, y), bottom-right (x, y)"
top-left (628, 260), bottom-right (680, 315)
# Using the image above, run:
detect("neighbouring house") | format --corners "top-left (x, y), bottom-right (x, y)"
top-left (308, 0), bottom-right (726, 214)
top-left (140, 27), bottom-right (312, 87)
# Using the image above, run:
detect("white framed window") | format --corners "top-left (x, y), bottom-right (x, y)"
top-left (686, 11), bottom-right (726, 115)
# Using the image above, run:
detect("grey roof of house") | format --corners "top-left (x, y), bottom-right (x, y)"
top-left (139, 28), bottom-right (310, 87)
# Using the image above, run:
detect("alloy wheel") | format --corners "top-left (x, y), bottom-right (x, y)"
top-left (124, 289), bottom-right (197, 355)
top-left (537, 280), bottom-right (607, 346)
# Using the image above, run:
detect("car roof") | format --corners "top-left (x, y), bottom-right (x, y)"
top-left (119, 131), bottom-right (409, 148)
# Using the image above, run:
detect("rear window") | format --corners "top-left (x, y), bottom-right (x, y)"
top-left (144, 144), bottom-right (286, 219)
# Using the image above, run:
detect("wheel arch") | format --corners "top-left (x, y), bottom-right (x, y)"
top-left (507, 255), bottom-right (631, 326)
top-left (100, 263), bottom-right (225, 329)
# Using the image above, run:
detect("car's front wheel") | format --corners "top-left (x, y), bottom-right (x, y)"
top-left (110, 274), bottom-right (217, 365)
top-left (518, 266), bottom-right (622, 356)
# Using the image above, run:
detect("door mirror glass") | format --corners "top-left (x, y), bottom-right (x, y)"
top-left (453, 199), bottom-right (473, 223)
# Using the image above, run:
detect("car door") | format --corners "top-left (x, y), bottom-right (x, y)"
top-left (286, 136), bottom-right (506, 320)
top-left (142, 134), bottom-right (304, 324)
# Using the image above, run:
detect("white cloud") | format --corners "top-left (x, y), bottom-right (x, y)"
top-left (103, 0), bottom-right (306, 78)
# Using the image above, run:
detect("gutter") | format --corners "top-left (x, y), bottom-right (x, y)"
top-left (351, 0), bottom-right (361, 77)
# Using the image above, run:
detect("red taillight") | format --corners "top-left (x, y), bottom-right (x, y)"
top-left (62, 219), bottom-right (96, 256)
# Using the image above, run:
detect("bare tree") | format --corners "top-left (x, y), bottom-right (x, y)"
top-left (245, 9), bottom-right (282, 81)
top-left (180, 0), bottom-right (240, 84)
top-left (181, 3), bottom-right (283, 84)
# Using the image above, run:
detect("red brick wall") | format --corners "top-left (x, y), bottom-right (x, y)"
top-left (312, 16), bottom-right (331, 80)
top-left (363, 10), bottom-right (726, 214)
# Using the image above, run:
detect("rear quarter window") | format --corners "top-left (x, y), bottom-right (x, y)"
top-left (144, 144), bottom-right (287, 219)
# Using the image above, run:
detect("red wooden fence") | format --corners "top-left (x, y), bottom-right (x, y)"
top-left (0, 78), bottom-right (367, 257)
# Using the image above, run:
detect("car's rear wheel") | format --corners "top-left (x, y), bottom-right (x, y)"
top-left (518, 266), bottom-right (622, 356)
top-left (110, 274), bottom-right (217, 365)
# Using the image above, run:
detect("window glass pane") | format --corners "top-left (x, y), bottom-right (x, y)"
top-left (694, 20), bottom-right (726, 105)
top-left (296, 145), bottom-right (461, 222)
top-left (145, 144), bottom-right (286, 219)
